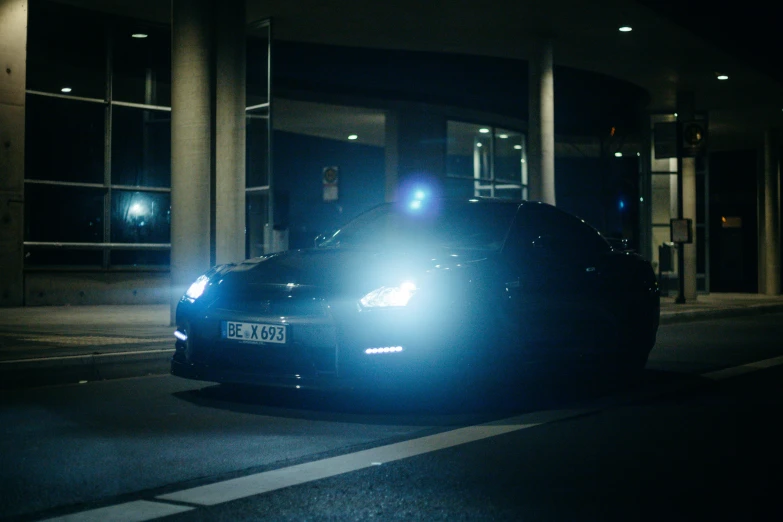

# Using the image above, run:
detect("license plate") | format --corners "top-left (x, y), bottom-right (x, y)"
top-left (221, 321), bottom-right (287, 344)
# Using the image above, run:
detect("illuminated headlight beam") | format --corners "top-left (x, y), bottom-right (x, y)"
top-left (365, 346), bottom-right (404, 355)
top-left (360, 281), bottom-right (417, 308)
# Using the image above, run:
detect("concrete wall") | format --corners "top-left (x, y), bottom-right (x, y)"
top-left (0, 0), bottom-right (27, 306)
top-left (24, 271), bottom-right (170, 306)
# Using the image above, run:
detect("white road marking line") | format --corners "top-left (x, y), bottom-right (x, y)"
top-left (157, 422), bottom-right (542, 506)
top-left (702, 355), bottom-right (783, 381)
top-left (45, 354), bottom-right (783, 521)
top-left (40, 500), bottom-right (192, 522)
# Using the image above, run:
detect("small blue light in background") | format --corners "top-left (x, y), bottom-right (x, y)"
top-left (414, 190), bottom-right (426, 200)
top-left (409, 200), bottom-right (423, 210)
top-left (618, 199), bottom-right (626, 210)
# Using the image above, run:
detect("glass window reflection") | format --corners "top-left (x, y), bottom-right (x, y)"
top-left (112, 22), bottom-right (171, 106)
top-left (25, 185), bottom-right (104, 242)
top-left (110, 250), bottom-right (170, 267)
top-left (26, 1), bottom-right (106, 99)
top-left (25, 96), bottom-right (105, 183)
top-left (112, 106), bottom-right (171, 187)
top-left (247, 108), bottom-right (270, 188)
top-left (111, 191), bottom-right (171, 243)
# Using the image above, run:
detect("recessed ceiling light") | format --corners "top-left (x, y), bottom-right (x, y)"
top-left (132, 33), bottom-right (148, 39)
top-left (614, 152), bottom-right (623, 157)
top-left (479, 128), bottom-right (490, 134)
top-left (513, 144), bottom-right (522, 150)
top-left (347, 134), bottom-right (358, 140)
top-left (498, 134), bottom-right (508, 139)
top-left (619, 26), bottom-right (632, 32)
top-left (476, 142), bottom-right (483, 147)
top-left (61, 87), bottom-right (72, 93)
top-left (717, 74), bottom-right (729, 80)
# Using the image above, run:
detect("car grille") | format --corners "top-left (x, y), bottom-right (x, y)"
top-left (211, 286), bottom-right (328, 317)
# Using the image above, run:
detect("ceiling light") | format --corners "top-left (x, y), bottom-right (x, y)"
top-left (619, 26), bottom-right (632, 32)
top-left (513, 145), bottom-right (522, 150)
top-left (132, 33), bottom-right (148, 39)
top-left (347, 134), bottom-right (358, 140)
top-left (614, 152), bottom-right (623, 157)
top-left (60, 87), bottom-right (72, 93)
top-left (476, 142), bottom-right (483, 147)
top-left (674, 112), bottom-right (678, 117)
top-left (498, 134), bottom-right (508, 139)
top-left (717, 74), bottom-right (729, 80)
top-left (479, 128), bottom-right (490, 134)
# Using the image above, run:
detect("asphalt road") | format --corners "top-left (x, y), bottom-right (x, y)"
top-left (1, 314), bottom-right (782, 521)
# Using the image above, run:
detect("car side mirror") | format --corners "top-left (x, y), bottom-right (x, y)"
top-left (607, 237), bottom-right (634, 252)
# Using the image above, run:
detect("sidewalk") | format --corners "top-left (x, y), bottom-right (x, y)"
top-left (0, 294), bottom-right (782, 387)
top-left (659, 293), bottom-right (783, 323)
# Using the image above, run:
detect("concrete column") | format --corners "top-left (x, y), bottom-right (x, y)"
top-left (0, 0), bottom-right (26, 307)
top-left (215, 0), bottom-right (246, 264)
top-left (527, 37), bottom-right (555, 205)
top-left (762, 129), bottom-right (781, 295)
top-left (384, 110), bottom-right (398, 202)
top-left (171, 0), bottom-right (213, 320)
top-left (682, 157), bottom-right (698, 300)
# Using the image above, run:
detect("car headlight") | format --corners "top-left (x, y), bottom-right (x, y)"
top-left (185, 275), bottom-right (210, 301)
top-left (360, 281), bottom-right (417, 308)
top-left (182, 264), bottom-right (233, 302)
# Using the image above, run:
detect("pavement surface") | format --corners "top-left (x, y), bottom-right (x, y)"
top-left (0, 293), bottom-right (782, 388)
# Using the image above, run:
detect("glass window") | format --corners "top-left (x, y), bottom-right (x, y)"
top-left (246, 108), bottom-right (269, 187)
top-left (26, 1), bottom-right (106, 99)
top-left (111, 106), bottom-right (171, 187)
top-left (111, 21), bottom-right (171, 106)
top-left (494, 128), bottom-right (525, 183)
top-left (25, 185), bottom-right (104, 242)
top-left (24, 247), bottom-right (103, 267)
top-left (246, 192), bottom-right (270, 257)
top-left (651, 174), bottom-right (675, 225)
top-left (246, 24), bottom-right (270, 108)
top-left (25, 96), bottom-right (105, 183)
top-left (447, 121), bottom-right (527, 200)
top-left (447, 121), bottom-right (490, 180)
top-left (110, 250), bottom-right (170, 267)
top-left (110, 190), bottom-right (171, 243)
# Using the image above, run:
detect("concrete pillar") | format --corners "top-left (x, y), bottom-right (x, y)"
top-left (0, 0), bottom-right (26, 307)
top-left (215, 0), bottom-right (246, 264)
top-left (170, 0), bottom-right (214, 319)
top-left (528, 37), bottom-right (555, 205)
top-left (682, 157), bottom-right (698, 300)
top-left (384, 110), bottom-right (398, 202)
top-left (762, 129), bottom-right (781, 295)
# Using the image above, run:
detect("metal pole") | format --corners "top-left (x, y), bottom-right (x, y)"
top-left (675, 121), bottom-right (686, 303)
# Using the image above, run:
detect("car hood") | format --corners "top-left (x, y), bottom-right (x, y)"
top-left (215, 246), bottom-right (493, 297)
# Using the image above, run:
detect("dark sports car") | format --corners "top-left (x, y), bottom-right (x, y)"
top-left (171, 197), bottom-right (660, 390)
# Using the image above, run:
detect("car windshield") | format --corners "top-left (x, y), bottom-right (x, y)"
top-left (319, 200), bottom-right (518, 251)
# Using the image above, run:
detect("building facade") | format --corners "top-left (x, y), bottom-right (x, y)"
top-left (1, 0), bottom-right (780, 314)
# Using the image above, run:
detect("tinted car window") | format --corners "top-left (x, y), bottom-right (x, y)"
top-left (320, 201), bottom-right (519, 251)
top-left (508, 203), bottom-right (610, 264)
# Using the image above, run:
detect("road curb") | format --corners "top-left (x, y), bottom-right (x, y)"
top-left (0, 349), bottom-right (174, 389)
top-left (659, 303), bottom-right (783, 325)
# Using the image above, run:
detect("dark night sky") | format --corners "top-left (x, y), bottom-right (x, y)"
top-left (639, 1), bottom-right (783, 83)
